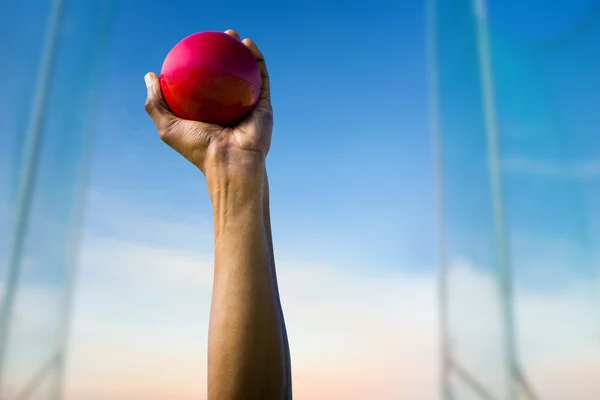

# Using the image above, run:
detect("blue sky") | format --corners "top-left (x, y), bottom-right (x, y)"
top-left (1, 0), bottom-right (600, 398)
top-left (87, 0), bottom-right (436, 274)
top-left (3, 0), bottom-right (596, 281)
top-left (83, 0), bottom-right (600, 283)
top-left (0, 0), bottom-right (598, 284)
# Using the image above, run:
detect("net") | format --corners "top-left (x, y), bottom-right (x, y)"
top-left (0, 1), bottom-right (114, 398)
top-left (429, 0), bottom-right (600, 399)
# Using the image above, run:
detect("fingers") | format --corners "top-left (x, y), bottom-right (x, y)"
top-left (242, 38), bottom-right (271, 105)
top-left (144, 72), bottom-right (175, 134)
top-left (224, 29), bottom-right (270, 105)
top-left (224, 29), bottom-right (241, 40)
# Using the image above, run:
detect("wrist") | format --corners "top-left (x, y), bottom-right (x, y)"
top-left (206, 160), bottom-right (266, 222)
top-left (203, 147), bottom-right (266, 184)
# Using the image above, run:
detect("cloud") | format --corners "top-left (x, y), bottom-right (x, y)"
top-left (63, 233), bottom-right (439, 400)
top-left (58, 230), bottom-right (600, 400)
top-left (445, 259), bottom-right (600, 400)
top-left (502, 155), bottom-right (600, 180)
top-left (0, 188), bottom-right (590, 400)
top-left (0, 282), bottom-right (62, 399)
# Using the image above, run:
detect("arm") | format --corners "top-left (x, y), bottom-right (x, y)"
top-left (206, 161), bottom-right (291, 399)
top-left (144, 29), bottom-right (291, 400)
top-left (263, 171), bottom-right (293, 398)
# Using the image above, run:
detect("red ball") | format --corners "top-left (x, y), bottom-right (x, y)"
top-left (159, 31), bottom-right (262, 126)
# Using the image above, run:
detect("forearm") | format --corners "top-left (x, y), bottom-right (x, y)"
top-left (206, 164), bottom-right (289, 400)
top-left (263, 171), bottom-right (293, 398)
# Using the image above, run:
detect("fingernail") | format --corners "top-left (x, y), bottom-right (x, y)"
top-left (144, 73), bottom-right (152, 88)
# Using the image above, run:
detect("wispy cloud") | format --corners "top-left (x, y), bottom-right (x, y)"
top-left (65, 234), bottom-right (439, 400)
top-left (0, 283), bottom-right (62, 398)
top-left (19, 189), bottom-right (589, 400)
top-left (502, 155), bottom-right (600, 180)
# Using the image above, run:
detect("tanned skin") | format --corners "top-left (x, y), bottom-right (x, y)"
top-left (144, 29), bottom-right (292, 400)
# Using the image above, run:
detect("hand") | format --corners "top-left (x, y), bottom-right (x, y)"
top-left (144, 29), bottom-right (273, 180)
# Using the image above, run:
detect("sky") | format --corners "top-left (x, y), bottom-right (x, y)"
top-left (85, 0), bottom-right (436, 274)
top-left (1, 0), bottom-right (600, 399)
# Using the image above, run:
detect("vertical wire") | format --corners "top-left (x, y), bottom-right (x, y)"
top-left (52, 2), bottom-right (116, 399)
top-left (472, 0), bottom-right (519, 399)
top-left (0, 0), bottom-right (65, 393)
top-left (425, 0), bottom-right (452, 398)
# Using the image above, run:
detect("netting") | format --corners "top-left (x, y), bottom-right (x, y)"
top-left (0, 1), bottom-right (114, 398)
top-left (429, 0), bottom-right (600, 399)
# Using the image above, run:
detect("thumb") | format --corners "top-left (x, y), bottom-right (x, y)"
top-left (144, 72), bottom-right (175, 132)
